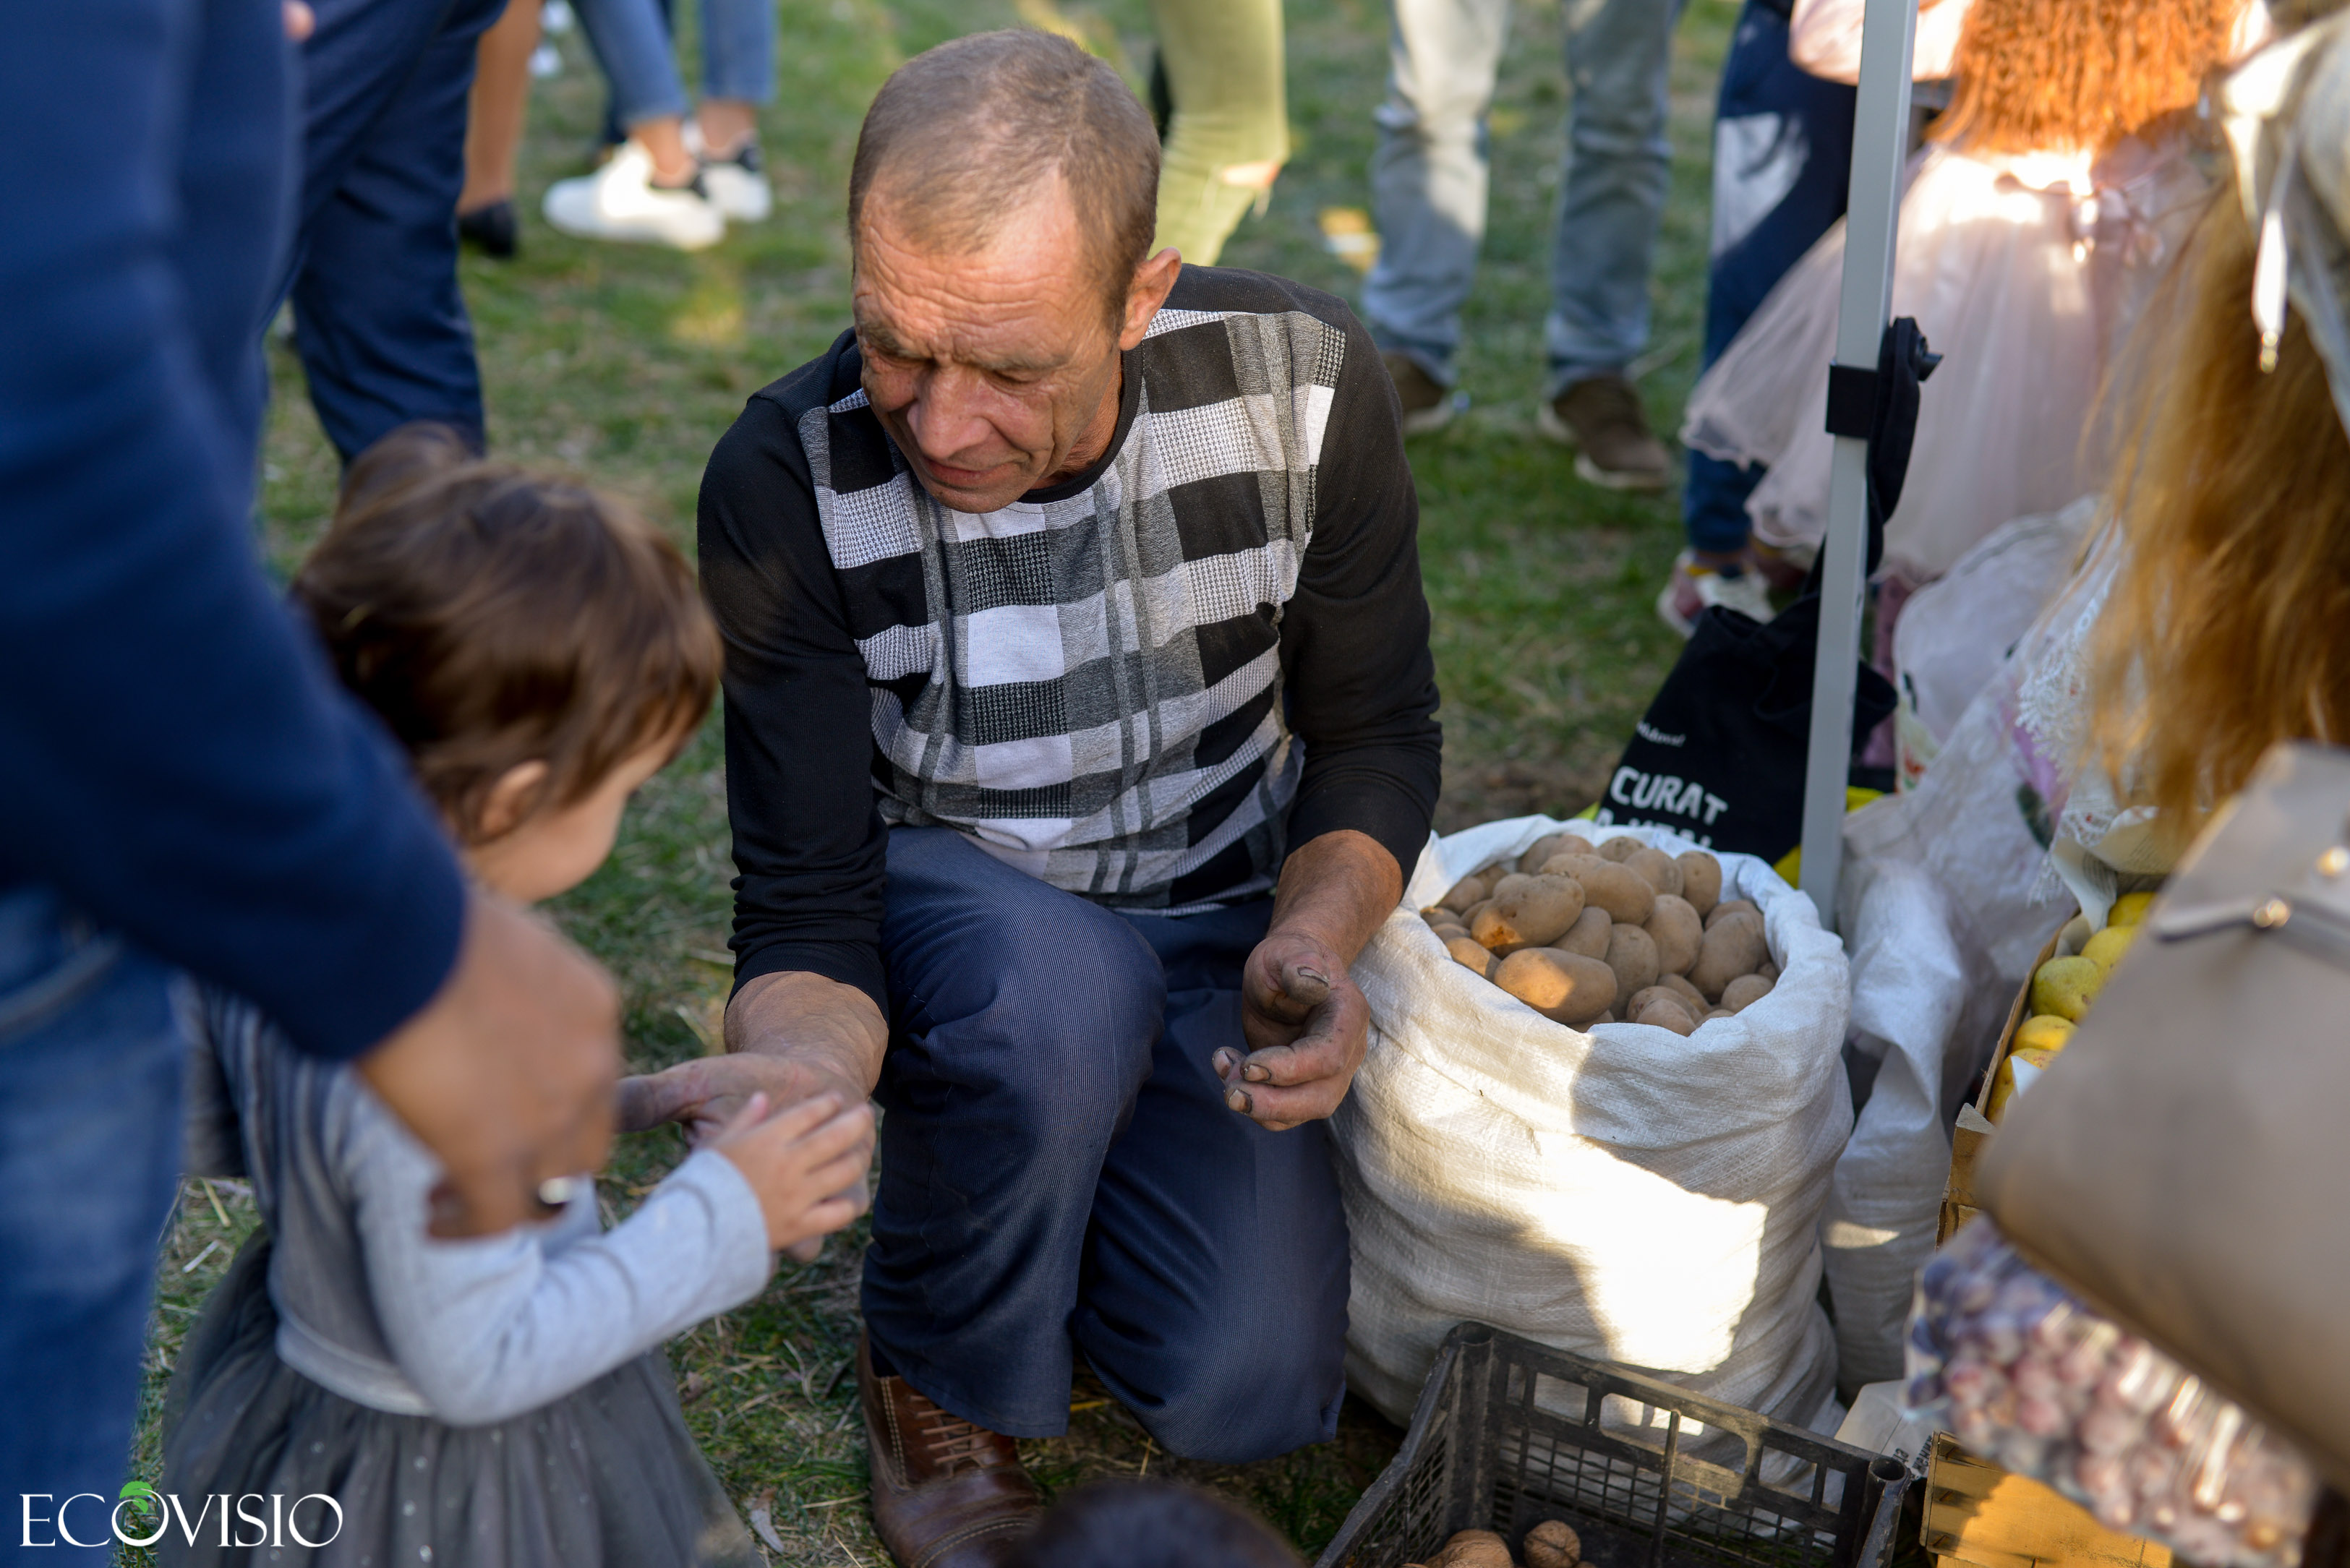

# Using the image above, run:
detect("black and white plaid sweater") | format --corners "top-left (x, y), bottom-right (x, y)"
top-left (700, 267), bottom-right (1440, 1010)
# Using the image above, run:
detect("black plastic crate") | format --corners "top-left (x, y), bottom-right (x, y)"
top-left (1317, 1325), bottom-right (1911, 1568)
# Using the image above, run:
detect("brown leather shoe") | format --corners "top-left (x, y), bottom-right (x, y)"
top-left (1381, 349), bottom-right (1458, 436)
top-left (1539, 372), bottom-right (1672, 491)
top-left (860, 1337), bottom-right (1042, 1567)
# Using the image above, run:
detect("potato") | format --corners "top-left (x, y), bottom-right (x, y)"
top-left (1642, 894), bottom-right (1703, 976)
top-left (1633, 996), bottom-right (1697, 1035)
top-left (1463, 898), bottom-right (1495, 926)
top-left (1422, 1530), bottom-right (1513, 1568)
top-left (1445, 936), bottom-right (1497, 977)
top-left (1590, 1009), bottom-right (1616, 1026)
top-left (1519, 832), bottom-right (1594, 874)
top-left (1438, 874), bottom-right (1490, 914)
top-left (1675, 851), bottom-right (1723, 917)
top-left (1625, 985), bottom-right (1678, 1016)
top-left (1704, 1008), bottom-right (1735, 1022)
top-left (1494, 948), bottom-right (1617, 1026)
top-left (1469, 906), bottom-right (1528, 956)
top-left (1430, 921), bottom-right (1470, 942)
top-left (1490, 873), bottom-right (1536, 904)
top-left (1659, 970), bottom-right (1707, 1014)
top-left (1704, 897), bottom-right (1761, 932)
top-left (1755, 959), bottom-right (1779, 983)
top-left (1498, 873), bottom-right (1589, 948)
top-left (1604, 923), bottom-right (1659, 998)
top-left (1720, 972), bottom-right (1774, 1013)
top-left (1688, 913), bottom-right (1767, 1001)
top-left (1624, 846), bottom-right (1684, 898)
top-left (1525, 1520), bottom-right (1583, 1568)
top-left (1567, 861), bottom-right (1654, 925)
top-left (1598, 836), bottom-right (1644, 863)
top-left (1552, 907), bottom-right (1612, 959)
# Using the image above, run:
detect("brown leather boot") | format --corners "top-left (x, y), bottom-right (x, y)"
top-left (859, 1337), bottom-right (1042, 1567)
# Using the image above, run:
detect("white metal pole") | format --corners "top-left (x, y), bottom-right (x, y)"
top-left (1796, 0), bottom-right (1920, 933)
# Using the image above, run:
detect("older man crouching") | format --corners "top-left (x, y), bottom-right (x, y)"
top-left (631, 30), bottom-right (1440, 1566)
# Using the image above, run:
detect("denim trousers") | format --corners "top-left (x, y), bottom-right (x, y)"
top-left (1363, 0), bottom-right (1687, 394)
top-left (285, 0), bottom-right (511, 463)
top-left (574, 0), bottom-right (776, 129)
top-left (1681, 0), bottom-right (1856, 554)
top-left (0, 886), bottom-right (185, 1564)
top-left (859, 829), bottom-right (1351, 1465)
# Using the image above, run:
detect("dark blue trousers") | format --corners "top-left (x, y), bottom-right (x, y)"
top-left (285, 0), bottom-right (510, 462)
top-left (862, 829), bottom-right (1351, 1464)
top-left (1683, 0), bottom-right (1857, 555)
top-left (0, 890), bottom-right (186, 1564)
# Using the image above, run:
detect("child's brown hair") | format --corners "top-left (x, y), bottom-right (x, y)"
top-left (292, 424), bottom-right (723, 844)
top-left (1932, 0), bottom-right (2237, 157)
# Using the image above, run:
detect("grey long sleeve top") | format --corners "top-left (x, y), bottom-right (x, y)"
top-left (186, 990), bottom-right (774, 1426)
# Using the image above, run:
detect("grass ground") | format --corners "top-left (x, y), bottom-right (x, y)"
top-left (133, 0), bottom-right (1739, 1559)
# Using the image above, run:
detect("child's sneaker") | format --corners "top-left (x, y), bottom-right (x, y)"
top-left (543, 141), bottom-right (725, 250)
top-left (1657, 549), bottom-right (1776, 637)
top-left (683, 120), bottom-right (772, 223)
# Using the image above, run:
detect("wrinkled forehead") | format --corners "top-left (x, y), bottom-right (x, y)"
top-left (851, 178), bottom-right (1111, 369)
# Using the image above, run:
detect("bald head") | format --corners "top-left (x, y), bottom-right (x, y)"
top-left (847, 30), bottom-right (1161, 322)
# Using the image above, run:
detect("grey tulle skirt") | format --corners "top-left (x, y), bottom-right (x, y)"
top-left (159, 1233), bottom-right (761, 1568)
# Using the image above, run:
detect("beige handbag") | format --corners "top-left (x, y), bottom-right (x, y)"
top-left (1976, 742), bottom-right (2350, 1489)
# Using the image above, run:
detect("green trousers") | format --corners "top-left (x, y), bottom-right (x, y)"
top-left (1151, 0), bottom-right (1287, 266)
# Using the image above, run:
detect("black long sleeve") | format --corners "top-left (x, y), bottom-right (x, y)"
top-left (700, 271), bottom-right (1440, 1011)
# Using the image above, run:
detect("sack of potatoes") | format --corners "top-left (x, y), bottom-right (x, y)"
top-left (1335, 815), bottom-right (1852, 1435)
top-left (1420, 828), bottom-right (1777, 1036)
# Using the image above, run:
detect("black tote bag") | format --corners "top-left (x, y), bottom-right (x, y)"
top-left (1594, 320), bottom-right (1934, 858)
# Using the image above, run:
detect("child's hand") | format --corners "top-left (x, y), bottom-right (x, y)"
top-left (707, 1091), bottom-right (875, 1256)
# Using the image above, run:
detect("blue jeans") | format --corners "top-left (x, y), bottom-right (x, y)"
top-left (859, 830), bottom-right (1351, 1465)
top-left (286, 0), bottom-right (511, 462)
top-left (1363, 0), bottom-right (1686, 395)
top-left (574, 0), bottom-right (776, 129)
top-left (0, 886), bottom-right (185, 1563)
top-left (1682, 0), bottom-right (1856, 555)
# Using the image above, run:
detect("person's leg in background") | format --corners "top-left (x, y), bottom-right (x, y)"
top-left (0, 888), bottom-right (186, 1563)
top-left (289, 0), bottom-right (510, 461)
top-left (457, 0), bottom-right (543, 259)
top-left (551, 0), bottom-right (727, 248)
top-left (684, 0), bottom-right (777, 223)
top-left (1661, 0), bottom-right (1856, 634)
top-left (1537, 0), bottom-right (1687, 491)
top-left (1360, 0), bottom-right (1509, 434)
top-left (1149, 0), bottom-right (1289, 268)
top-left (1075, 898), bottom-right (1351, 1464)
top-left (599, 0), bottom-right (673, 151)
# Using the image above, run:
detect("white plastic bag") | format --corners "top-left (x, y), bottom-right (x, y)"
top-left (1892, 500), bottom-right (2097, 788)
top-left (1334, 819), bottom-right (1852, 1441)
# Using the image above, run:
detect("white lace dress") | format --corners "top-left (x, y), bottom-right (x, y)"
top-left (1681, 133), bottom-right (2212, 586)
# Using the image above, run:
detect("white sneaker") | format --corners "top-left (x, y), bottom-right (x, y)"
top-left (683, 120), bottom-right (772, 223)
top-left (542, 141), bottom-right (725, 251)
top-left (1656, 549), bottom-right (1777, 637)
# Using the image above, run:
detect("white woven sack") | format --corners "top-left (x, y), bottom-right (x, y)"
top-left (1333, 818), bottom-right (1851, 1441)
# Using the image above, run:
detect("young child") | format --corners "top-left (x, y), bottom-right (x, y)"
top-left (159, 425), bottom-right (874, 1567)
top-left (1680, 0), bottom-right (2250, 589)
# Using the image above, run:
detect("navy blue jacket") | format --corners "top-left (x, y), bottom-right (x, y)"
top-left (0, 0), bottom-right (464, 1060)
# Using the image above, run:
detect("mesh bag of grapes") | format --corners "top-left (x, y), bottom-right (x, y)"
top-left (1905, 1219), bottom-right (2321, 1568)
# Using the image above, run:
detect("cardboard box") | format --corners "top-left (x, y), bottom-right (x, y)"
top-left (1923, 1434), bottom-right (2172, 1568)
top-left (1936, 927), bottom-right (2063, 1245)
